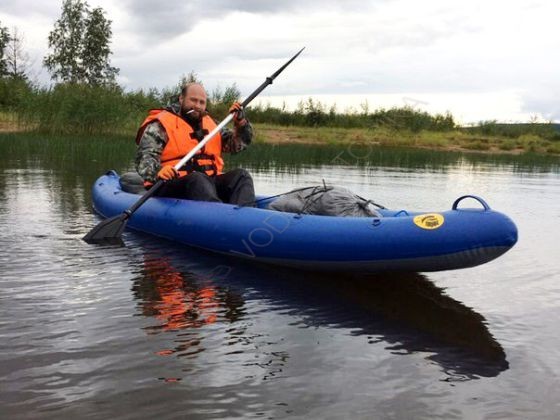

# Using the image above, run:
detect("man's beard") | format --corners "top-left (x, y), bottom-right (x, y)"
top-left (182, 108), bottom-right (203, 126)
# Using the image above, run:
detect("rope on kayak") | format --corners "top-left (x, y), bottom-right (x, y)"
top-left (248, 185), bottom-right (326, 208)
top-left (356, 195), bottom-right (387, 210)
top-left (299, 184), bottom-right (333, 215)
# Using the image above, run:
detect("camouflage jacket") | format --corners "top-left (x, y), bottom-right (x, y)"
top-left (135, 103), bottom-right (253, 183)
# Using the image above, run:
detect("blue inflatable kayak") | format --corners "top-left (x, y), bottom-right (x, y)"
top-left (91, 171), bottom-right (518, 272)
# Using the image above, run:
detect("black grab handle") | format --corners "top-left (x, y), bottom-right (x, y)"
top-left (452, 195), bottom-right (491, 211)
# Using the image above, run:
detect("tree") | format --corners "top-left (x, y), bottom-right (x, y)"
top-left (43, 0), bottom-right (119, 84)
top-left (44, 0), bottom-right (86, 83)
top-left (159, 71), bottom-right (202, 105)
top-left (82, 7), bottom-right (118, 84)
top-left (0, 24), bottom-right (9, 77)
top-left (210, 83), bottom-right (240, 104)
top-left (5, 27), bottom-right (31, 80)
top-left (178, 71), bottom-right (202, 90)
top-left (222, 83), bottom-right (241, 104)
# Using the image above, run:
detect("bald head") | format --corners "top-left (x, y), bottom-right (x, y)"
top-left (181, 82), bottom-right (205, 97)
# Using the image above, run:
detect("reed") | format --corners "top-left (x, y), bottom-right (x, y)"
top-left (15, 83), bottom-right (159, 135)
top-left (2, 79), bottom-right (458, 134)
top-left (0, 79), bottom-right (558, 155)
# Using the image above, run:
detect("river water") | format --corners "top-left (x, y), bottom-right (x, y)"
top-left (1, 134), bottom-right (559, 419)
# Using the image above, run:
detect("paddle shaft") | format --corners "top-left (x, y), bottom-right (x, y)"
top-left (172, 113), bottom-right (234, 173)
top-left (126, 113), bottom-right (235, 216)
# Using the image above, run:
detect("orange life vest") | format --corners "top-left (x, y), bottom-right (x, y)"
top-left (136, 109), bottom-right (224, 180)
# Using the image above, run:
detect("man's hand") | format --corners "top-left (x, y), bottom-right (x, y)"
top-left (157, 166), bottom-right (178, 181)
top-left (229, 102), bottom-right (247, 127)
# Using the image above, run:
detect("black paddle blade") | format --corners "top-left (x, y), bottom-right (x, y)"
top-left (82, 213), bottom-right (129, 245)
top-left (269, 47), bottom-right (305, 80)
top-left (241, 47), bottom-right (305, 108)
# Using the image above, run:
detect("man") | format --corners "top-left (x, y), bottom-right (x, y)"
top-left (135, 82), bottom-right (255, 206)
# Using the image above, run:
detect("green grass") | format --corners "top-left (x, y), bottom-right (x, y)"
top-left (0, 111), bottom-right (19, 131)
top-left (0, 79), bottom-right (558, 156)
top-left (498, 139), bottom-right (518, 151)
top-left (254, 123), bottom-right (560, 155)
top-left (546, 142), bottom-right (560, 154)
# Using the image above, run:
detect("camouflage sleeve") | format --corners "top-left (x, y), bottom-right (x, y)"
top-left (221, 121), bottom-right (254, 154)
top-left (135, 121), bottom-right (168, 183)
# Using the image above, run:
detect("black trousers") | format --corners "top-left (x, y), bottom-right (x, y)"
top-left (155, 168), bottom-right (255, 206)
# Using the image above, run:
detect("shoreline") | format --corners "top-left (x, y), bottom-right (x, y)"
top-left (253, 123), bottom-right (560, 156)
top-left (1, 121), bottom-right (559, 157)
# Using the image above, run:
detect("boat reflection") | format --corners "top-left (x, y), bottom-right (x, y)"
top-left (290, 271), bottom-right (509, 376)
top-left (129, 236), bottom-right (508, 378)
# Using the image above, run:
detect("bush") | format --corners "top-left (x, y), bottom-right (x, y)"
top-left (464, 139), bottom-right (491, 151)
top-left (0, 77), bottom-right (34, 110)
top-left (248, 101), bottom-right (455, 132)
top-left (499, 139), bottom-right (517, 151)
top-left (468, 120), bottom-right (558, 140)
top-left (17, 83), bottom-right (160, 134)
top-left (546, 142), bottom-right (560, 154)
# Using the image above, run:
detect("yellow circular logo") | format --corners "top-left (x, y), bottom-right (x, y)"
top-left (413, 213), bottom-right (445, 230)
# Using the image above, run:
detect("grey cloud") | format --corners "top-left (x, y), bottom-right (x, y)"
top-left (196, 0), bottom-right (370, 14)
top-left (121, 0), bottom-right (372, 41)
top-left (120, 1), bottom-right (199, 39)
top-left (0, 0), bottom-right (60, 19)
top-left (522, 94), bottom-right (560, 121)
top-left (122, 0), bottom-right (370, 16)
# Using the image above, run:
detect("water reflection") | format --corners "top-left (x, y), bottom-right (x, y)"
top-left (132, 254), bottom-right (245, 365)
top-left (130, 236), bottom-right (508, 380)
top-left (135, 257), bottom-right (218, 331)
top-left (229, 143), bottom-right (560, 174)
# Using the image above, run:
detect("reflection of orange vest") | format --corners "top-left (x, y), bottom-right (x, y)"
top-left (136, 109), bottom-right (224, 178)
top-left (142, 257), bottom-right (220, 332)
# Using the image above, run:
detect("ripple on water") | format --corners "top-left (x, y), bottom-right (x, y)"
top-left (2, 156), bottom-right (560, 419)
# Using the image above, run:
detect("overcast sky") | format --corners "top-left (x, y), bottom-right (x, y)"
top-left (1, 0), bottom-right (558, 124)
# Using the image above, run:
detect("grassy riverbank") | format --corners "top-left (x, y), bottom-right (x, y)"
top-left (1, 78), bottom-right (558, 155)
top-left (2, 113), bottom-right (559, 155)
top-left (253, 123), bottom-right (560, 155)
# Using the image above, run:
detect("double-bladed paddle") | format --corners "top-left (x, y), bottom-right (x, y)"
top-left (83, 47), bottom-right (305, 244)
